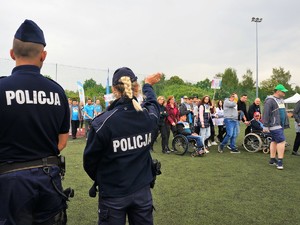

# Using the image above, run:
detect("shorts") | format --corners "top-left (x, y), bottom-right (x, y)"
top-left (270, 128), bottom-right (285, 143)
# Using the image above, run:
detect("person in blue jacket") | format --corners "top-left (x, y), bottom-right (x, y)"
top-left (83, 67), bottom-right (161, 225)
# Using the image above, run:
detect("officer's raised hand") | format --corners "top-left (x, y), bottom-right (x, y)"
top-left (145, 72), bottom-right (162, 86)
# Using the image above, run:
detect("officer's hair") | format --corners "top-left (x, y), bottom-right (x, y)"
top-left (115, 76), bottom-right (142, 111)
top-left (13, 39), bottom-right (44, 58)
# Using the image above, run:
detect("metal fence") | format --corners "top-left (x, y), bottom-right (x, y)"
top-left (0, 58), bottom-right (110, 91)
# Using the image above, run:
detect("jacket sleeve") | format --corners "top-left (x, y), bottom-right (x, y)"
top-left (166, 106), bottom-right (175, 125)
top-left (248, 105), bottom-right (254, 121)
top-left (224, 99), bottom-right (236, 108)
top-left (179, 104), bottom-right (187, 116)
top-left (199, 105), bottom-right (204, 125)
top-left (262, 99), bottom-right (272, 128)
top-left (83, 127), bottom-right (103, 181)
top-left (142, 84), bottom-right (160, 124)
top-left (294, 101), bottom-right (300, 123)
top-left (250, 120), bottom-right (263, 131)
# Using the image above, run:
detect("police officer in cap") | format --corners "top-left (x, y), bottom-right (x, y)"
top-left (0, 20), bottom-right (70, 224)
top-left (83, 67), bottom-right (161, 225)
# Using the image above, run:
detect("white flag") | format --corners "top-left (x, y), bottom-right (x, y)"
top-left (77, 81), bottom-right (85, 106)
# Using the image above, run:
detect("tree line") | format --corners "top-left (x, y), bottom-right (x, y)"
top-left (65, 67), bottom-right (299, 108)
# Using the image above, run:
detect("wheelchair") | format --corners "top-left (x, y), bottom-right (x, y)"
top-left (243, 131), bottom-right (272, 154)
top-left (171, 134), bottom-right (198, 156)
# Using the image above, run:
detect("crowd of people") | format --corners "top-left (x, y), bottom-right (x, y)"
top-left (68, 98), bottom-right (103, 139)
top-left (152, 85), bottom-right (299, 171)
top-left (1, 19), bottom-right (299, 225)
top-left (153, 93), bottom-right (258, 154)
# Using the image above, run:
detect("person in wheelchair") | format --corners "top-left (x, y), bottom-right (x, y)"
top-left (249, 112), bottom-right (263, 132)
top-left (249, 112), bottom-right (271, 138)
top-left (176, 111), bottom-right (205, 156)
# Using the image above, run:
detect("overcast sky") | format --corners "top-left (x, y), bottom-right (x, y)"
top-left (1, 0), bottom-right (299, 90)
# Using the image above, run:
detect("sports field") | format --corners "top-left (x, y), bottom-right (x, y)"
top-left (63, 121), bottom-right (300, 225)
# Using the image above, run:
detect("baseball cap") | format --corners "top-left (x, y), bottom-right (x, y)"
top-left (112, 67), bottom-right (137, 86)
top-left (183, 96), bottom-right (188, 99)
top-left (14, 19), bottom-right (46, 46)
top-left (275, 84), bottom-right (288, 92)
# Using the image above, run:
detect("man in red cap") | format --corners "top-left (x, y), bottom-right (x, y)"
top-left (249, 112), bottom-right (264, 132)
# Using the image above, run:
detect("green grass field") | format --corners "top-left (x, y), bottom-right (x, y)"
top-left (63, 121), bottom-right (300, 225)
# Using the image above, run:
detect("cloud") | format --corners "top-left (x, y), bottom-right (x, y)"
top-left (1, 0), bottom-right (299, 90)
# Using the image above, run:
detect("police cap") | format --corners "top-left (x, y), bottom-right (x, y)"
top-left (112, 67), bottom-right (137, 86)
top-left (14, 19), bottom-right (46, 46)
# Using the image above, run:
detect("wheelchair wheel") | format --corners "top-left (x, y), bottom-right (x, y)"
top-left (262, 137), bottom-right (272, 154)
top-left (172, 135), bottom-right (189, 155)
top-left (262, 147), bottom-right (270, 154)
top-left (243, 133), bottom-right (262, 153)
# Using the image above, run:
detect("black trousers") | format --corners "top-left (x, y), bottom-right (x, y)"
top-left (0, 166), bottom-right (67, 225)
top-left (217, 125), bottom-right (225, 142)
top-left (71, 120), bottom-right (79, 138)
top-left (293, 132), bottom-right (300, 152)
top-left (152, 124), bottom-right (168, 151)
top-left (98, 186), bottom-right (153, 225)
top-left (166, 124), bottom-right (176, 150)
top-left (209, 121), bottom-right (215, 142)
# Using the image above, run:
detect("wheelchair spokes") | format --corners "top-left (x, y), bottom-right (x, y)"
top-left (172, 135), bottom-right (189, 155)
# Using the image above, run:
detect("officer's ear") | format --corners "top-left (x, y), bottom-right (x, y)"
top-left (10, 49), bottom-right (16, 60)
top-left (40, 50), bottom-right (47, 62)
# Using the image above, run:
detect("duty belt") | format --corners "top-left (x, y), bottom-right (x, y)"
top-left (0, 156), bottom-right (59, 175)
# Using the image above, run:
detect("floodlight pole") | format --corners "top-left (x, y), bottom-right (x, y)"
top-left (251, 17), bottom-right (262, 98)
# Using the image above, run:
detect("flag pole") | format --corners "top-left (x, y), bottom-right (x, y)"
top-left (105, 68), bottom-right (110, 108)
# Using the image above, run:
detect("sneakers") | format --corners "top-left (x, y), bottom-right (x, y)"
top-left (292, 151), bottom-right (300, 156)
top-left (269, 158), bottom-right (283, 169)
top-left (277, 160), bottom-right (284, 170)
top-left (230, 149), bottom-right (240, 153)
top-left (207, 141), bottom-right (212, 147)
top-left (227, 145), bottom-right (237, 150)
top-left (204, 149), bottom-right (210, 154)
top-left (191, 149), bottom-right (204, 157)
top-left (269, 158), bottom-right (278, 166)
top-left (211, 141), bottom-right (218, 146)
top-left (218, 145), bottom-right (223, 153)
top-left (162, 149), bottom-right (170, 154)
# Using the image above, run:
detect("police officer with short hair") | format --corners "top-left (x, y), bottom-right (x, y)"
top-left (0, 20), bottom-right (70, 224)
top-left (83, 67), bottom-right (161, 225)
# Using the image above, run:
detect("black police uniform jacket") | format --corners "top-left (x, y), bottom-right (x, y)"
top-left (0, 65), bottom-right (70, 162)
top-left (83, 84), bottom-right (159, 198)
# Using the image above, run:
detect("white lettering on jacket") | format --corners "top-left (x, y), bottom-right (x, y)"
top-left (113, 133), bottom-right (152, 153)
top-left (5, 90), bottom-right (61, 106)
